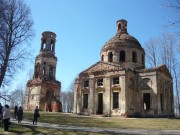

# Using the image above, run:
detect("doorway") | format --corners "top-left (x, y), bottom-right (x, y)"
top-left (98, 93), bottom-right (103, 114)
top-left (143, 93), bottom-right (150, 110)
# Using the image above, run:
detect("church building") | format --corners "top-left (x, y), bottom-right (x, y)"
top-left (73, 19), bottom-right (174, 117)
top-left (24, 31), bottom-right (61, 112)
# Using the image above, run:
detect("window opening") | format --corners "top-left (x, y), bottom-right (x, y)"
top-left (84, 81), bottom-right (89, 87)
top-left (108, 52), bottom-right (113, 62)
top-left (113, 77), bottom-right (119, 85)
top-left (120, 51), bottom-right (125, 62)
top-left (113, 92), bottom-right (119, 109)
top-left (43, 67), bottom-right (46, 76)
top-left (43, 43), bottom-right (45, 49)
top-left (142, 54), bottom-right (144, 65)
top-left (160, 94), bottom-right (163, 111)
top-left (97, 79), bottom-right (103, 86)
top-left (98, 93), bottom-right (103, 114)
top-left (101, 55), bottom-right (104, 61)
top-left (35, 63), bottom-right (40, 78)
top-left (51, 44), bottom-right (53, 51)
top-left (83, 94), bottom-right (88, 108)
top-left (49, 67), bottom-right (53, 79)
top-left (132, 51), bottom-right (137, 63)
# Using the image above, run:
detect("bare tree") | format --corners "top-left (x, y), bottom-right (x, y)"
top-left (27, 68), bottom-right (34, 80)
top-left (60, 91), bottom-right (67, 112)
top-left (159, 33), bottom-right (176, 73)
top-left (159, 34), bottom-right (179, 114)
top-left (0, 0), bottom-right (34, 88)
top-left (162, 0), bottom-right (180, 35)
top-left (60, 80), bottom-right (74, 113)
top-left (66, 84), bottom-right (74, 113)
top-left (172, 59), bottom-right (180, 115)
top-left (144, 38), bottom-right (160, 67)
top-left (145, 33), bottom-right (180, 115)
top-left (165, 0), bottom-right (180, 27)
top-left (10, 84), bottom-right (25, 108)
top-left (0, 89), bottom-right (10, 104)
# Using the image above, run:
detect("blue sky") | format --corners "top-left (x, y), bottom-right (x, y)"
top-left (11, 0), bottom-right (177, 91)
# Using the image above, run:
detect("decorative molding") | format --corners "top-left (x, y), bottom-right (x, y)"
top-left (112, 86), bottom-right (121, 91)
top-left (82, 88), bottom-right (90, 94)
top-left (96, 87), bottom-right (105, 93)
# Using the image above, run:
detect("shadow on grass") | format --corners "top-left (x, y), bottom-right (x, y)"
top-left (0, 123), bottom-right (125, 135)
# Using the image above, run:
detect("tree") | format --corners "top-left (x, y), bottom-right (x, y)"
top-left (60, 80), bottom-right (74, 113)
top-left (162, 0), bottom-right (180, 35)
top-left (144, 33), bottom-right (180, 115)
top-left (144, 38), bottom-right (160, 67)
top-left (0, 0), bottom-right (34, 88)
top-left (159, 33), bottom-right (180, 115)
top-left (9, 84), bottom-right (25, 108)
top-left (161, 0), bottom-right (180, 115)
top-left (159, 33), bottom-right (176, 72)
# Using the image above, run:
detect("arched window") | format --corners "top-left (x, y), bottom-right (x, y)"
top-left (117, 23), bottom-right (121, 31)
top-left (132, 51), bottom-right (137, 63)
top-left (43, 43), bottom-right (45, 49)
top-left (43, 62), bottom-right (46, 76)
top-left (101, 55), bottom-right (104, 61)
top-left (51, 44), bottom-right (53, 51)
top-left (142, 54), bottom-right (144, 65)
top-left (35, 63), bottom-right (40, 78)
top-left (49, 67), bottom-right (53, 79)
top-left (43, 67), bottom-right (46, 76)
top-left (119, 51), bottom-right (125, 62)
top-left (108, 52), bottom-right (113, 62)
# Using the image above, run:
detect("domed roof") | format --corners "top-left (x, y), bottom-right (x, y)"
top-left (101, 19), bottom-right (143, 53)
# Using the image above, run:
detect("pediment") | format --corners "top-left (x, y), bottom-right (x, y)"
top-left (80, 61), bottom-right (124, 76)
top-left (157, 65), bottom-right (172, 78)
top-left (137, 64), bottom-right (172, 79)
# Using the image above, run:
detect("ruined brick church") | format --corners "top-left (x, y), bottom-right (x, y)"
top-left (73, 19), bottom-right (174, 117)
top-left (24, 31), bottom-right (61, 112)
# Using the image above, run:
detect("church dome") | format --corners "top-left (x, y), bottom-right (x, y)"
top-left (100, 19), bottom-right (145, 69)
top-left (101, 33), bottom-right (142, 52)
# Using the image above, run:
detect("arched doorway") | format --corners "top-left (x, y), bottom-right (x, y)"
top-left (45, 90), bottom-right (55, 112)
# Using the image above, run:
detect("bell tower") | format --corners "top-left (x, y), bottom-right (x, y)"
top-left (34, 32), bottom-right (58, 81)
top-left (24, 31), bottom-right (62, 112)
top-left (40, 32), bottom-right (56, 52)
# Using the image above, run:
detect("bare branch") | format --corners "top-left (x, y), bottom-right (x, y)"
top-left (0, 0), bottom-right (34, 88)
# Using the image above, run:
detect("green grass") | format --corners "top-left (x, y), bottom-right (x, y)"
top-left (23, 111), bottom-right (180, 130)
top-left (0, 111), bottom-right (179, 134)
top-left (0, 124), bottom-right (111, 135)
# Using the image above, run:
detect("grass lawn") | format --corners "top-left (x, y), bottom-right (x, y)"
top-left (0, 111), bottom-right (179, 134)
top-left (0, 124), bottom-right (111, 135)
top-left (23, 111), bottom-right (180, 130)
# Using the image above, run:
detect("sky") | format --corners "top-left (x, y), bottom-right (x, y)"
top-left (10, 0), bottom-right (178, 92)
